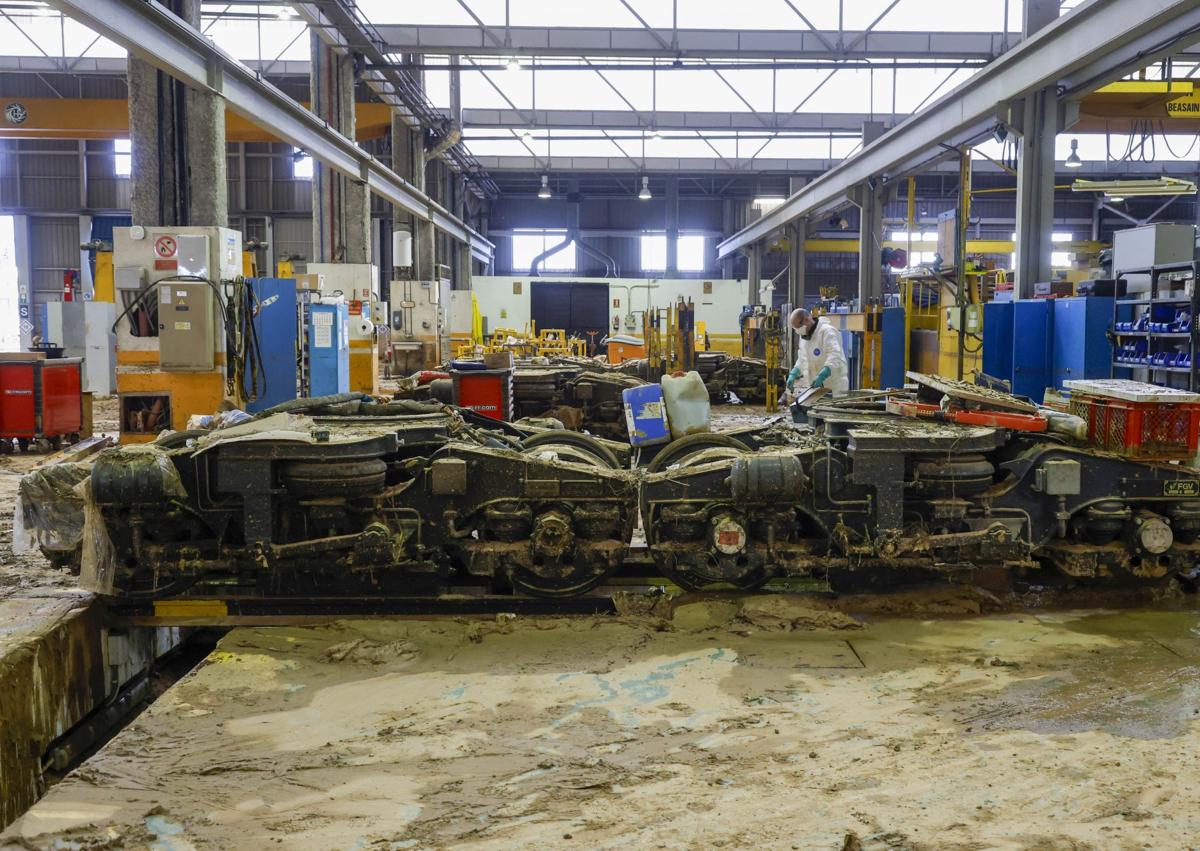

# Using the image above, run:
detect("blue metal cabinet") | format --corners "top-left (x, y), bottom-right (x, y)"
top-left (982, 301), bottom-right (1014, 387)
top-left (308, 302), bottom-right (349, 397)
top-left (1011, 300), bottom-right (1054, 403)
top-left (880, 307), bottom-right (906, 390)
top-left (245, 278), bottom-right (300, 413)
top-left (1052, 296), bottom-right (1114, 389)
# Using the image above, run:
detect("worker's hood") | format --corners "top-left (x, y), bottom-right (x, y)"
top-left (801, 316), bottom-right (821, 341)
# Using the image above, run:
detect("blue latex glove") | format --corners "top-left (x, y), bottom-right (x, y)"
top-left (811, 366), bottom-right (831, 388)
top-left (786, 366), bottom-right (801, 388)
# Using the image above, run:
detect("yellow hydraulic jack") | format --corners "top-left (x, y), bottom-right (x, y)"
top-left (763, 309), bottom-right (783, 409)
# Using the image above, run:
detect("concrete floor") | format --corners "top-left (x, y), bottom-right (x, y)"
top-left (3, 398), bottom-right (1200, 848)
top-left (3, 594), bottom-right (1200, 850)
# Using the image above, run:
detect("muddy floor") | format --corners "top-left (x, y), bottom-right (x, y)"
top-left (4, 594), bottom-right (1200, 850)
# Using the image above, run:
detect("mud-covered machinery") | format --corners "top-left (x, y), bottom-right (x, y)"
top-left (63, 403), bottom-right (634, 599)
top-left (19, 386), bottom-right (1200, 602)
top-left (641, 407), bottom-right (1200, 591)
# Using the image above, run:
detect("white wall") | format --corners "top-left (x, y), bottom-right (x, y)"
top-left (470, 276), bottom-right (751, 341)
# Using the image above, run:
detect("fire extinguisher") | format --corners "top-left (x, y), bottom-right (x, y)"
top-left (62, 270), bottom-right (78, 302)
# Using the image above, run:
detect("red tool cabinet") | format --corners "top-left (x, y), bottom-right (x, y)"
top-left (0, 356), bottom-right (83, 451)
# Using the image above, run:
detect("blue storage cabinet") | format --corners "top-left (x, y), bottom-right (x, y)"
top-left (1011, 300), bottom-right (1053, 403)
top-left (245, 277), bottom-right (300, 413)
top-left (308, 302), bottom-right (349, 396)
top-left (880, 306), bottom-right (906, 390)
top-left (1052, 296), bottom-right (1114, 389)
top-left (982, 301), bottom-right (1014, 387)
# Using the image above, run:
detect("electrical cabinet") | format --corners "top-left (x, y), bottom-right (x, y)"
top-left (157, 282), bottom-right (215, 370)
top-left (308, 302), bottom-right (349, 396)
top-left (1012, 300), bottom-right (1053, 403)
top-left (982, 301), bottom-right (1014, 387)
top-left (245, 278), bottom-right (300, 413)
top-left (1052, 296), bottom-right (1114, 389)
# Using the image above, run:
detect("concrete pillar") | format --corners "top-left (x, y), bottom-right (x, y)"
top-left (1013, 90), bottom-right (1057, 295)
top-left (852, 184), bottom-right (884, 304)
top-left (747, 243), bottom-right (762, 305)
top-left (665, 176), bottom-right (679, 275)
top-left (852, 124), bottom-right (888, 304)
top-left (310, 33), bottom-right (370, 264)
top-left (127, 0), bottom-right (226, 227)
top-left (786, 177), bottom-right (808, 307)
top-left (787, 219), bottom-right (806, 306)
top-left (1013, 0), bottom-right (1061, 297)
top-left (721, 199), bottom-right (748, 279)
top-left (390, 112), bottom-right (434, 280)
top-left (448, 55), bottom-right (462, 128)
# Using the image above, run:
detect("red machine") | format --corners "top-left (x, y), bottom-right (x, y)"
top-left (0, 356), bottom-right (83, 452)
top-left (452, 369), bottom-right (513, 421)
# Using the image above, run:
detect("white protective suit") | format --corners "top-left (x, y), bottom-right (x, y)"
top-left (791, 316), bottom-right (849, 395)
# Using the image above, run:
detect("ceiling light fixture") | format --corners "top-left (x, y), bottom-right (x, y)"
top-left (1064, 138), bottom-right (1082, 169)
top-left (638, 176), bottom-right (652, 201)
top-left (507, 56), bottom-right (522, 73)
top-left (1105, 195), bottom-right (1126, 203)
top-left (276, 5), bottom-right (295, 19)
top-left (538, 175), bottom-right (551, 199)
top-left (1072, 177), bottom-right (1196, 198)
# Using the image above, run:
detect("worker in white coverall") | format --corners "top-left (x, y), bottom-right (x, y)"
top-left (786, 308), bottom-right (849, 396)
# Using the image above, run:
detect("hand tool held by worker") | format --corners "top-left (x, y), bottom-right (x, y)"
top-left (811, 366), bottom-right (831, 388)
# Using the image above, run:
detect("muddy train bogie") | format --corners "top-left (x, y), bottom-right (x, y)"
top-left (22, 394), bottom-right (1200, 602)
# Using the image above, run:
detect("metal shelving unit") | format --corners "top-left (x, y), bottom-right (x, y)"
top-left (1111, 260), bottom-right (1200, 390)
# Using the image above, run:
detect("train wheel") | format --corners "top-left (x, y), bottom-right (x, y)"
top-left (645, 432), bottom-right (747, 473)
top-left (520, 430), bottom-right (621, 468)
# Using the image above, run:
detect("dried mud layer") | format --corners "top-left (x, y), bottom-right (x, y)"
top-left (4, 592), bottom-right (1200, 850)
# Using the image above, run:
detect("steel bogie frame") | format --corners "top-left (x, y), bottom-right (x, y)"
top-left (642, 420), bottom-right (1200, 590)
top-left (65, 401), bottom-right (1200, 600)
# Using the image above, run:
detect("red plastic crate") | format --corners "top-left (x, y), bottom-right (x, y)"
top-left (1068, 393), bottom-right (1200, 460)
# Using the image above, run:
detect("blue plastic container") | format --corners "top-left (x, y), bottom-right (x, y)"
top-left (622, 384), bottom-right (671, 446)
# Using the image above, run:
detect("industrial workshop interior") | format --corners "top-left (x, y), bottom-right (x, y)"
top-left (9, 0), bottom-right (1200, 847)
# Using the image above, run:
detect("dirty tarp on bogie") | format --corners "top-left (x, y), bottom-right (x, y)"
top-left (78, 444), bottom-right (188, 595)
top-left (12, 462), bottom-right (91, 557)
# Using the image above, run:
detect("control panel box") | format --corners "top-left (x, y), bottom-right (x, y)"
top-left (158, 282), bottom-right (215, 370)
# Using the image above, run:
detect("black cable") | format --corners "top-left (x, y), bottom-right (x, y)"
top-left (110, 275), bottom-right (228, 337)
top-left (228, 278), bottom-right (267, 403)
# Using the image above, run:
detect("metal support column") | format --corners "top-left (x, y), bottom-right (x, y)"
top-left (666, 176), bottom-right (679, 275)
